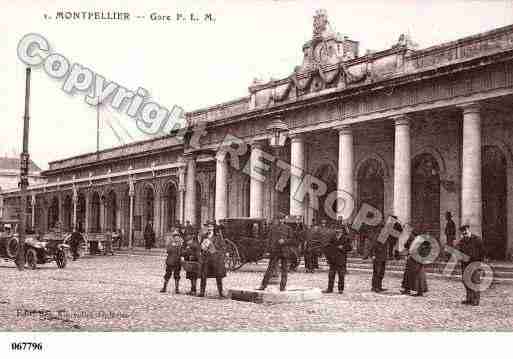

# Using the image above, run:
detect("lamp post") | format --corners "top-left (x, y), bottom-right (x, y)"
top-left (15, 67), bottom-right (32, 271)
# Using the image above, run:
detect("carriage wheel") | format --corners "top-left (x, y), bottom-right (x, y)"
top-left (25, 249), bottom-right (37, 270)
top-left (224, 239), bottom-right (243, 271)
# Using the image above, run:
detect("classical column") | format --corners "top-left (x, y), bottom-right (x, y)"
top-left (30, 195), bottom-right (36, 229)
top-left (128, 178), bottom-right (135, 249)
top-left (72, 188), bottom-right (78, 231)
top-left (99, 194), bottom-right (106, 232)
top-left (57, 194), bottom-right (64, 226)
top-left (290, 134), bottom-right (305, 218)
top-left (393, 115), bottom-right (411, 224)
top-left (84, 194), bottom-right (90, 233)
top-left (337, 125), bottom-right (354, 219)
top-left (184, 154), bottom-right (197, 225)
top-left (249, 142), bottom-right (265, 218)
top-left (215, 152), bottom-right (228, 221)
top-left (460, 103), bottom-right (482, 237)
top-left (178, 164), bottom-right (186, 224)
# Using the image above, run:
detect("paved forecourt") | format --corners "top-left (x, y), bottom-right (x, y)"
top-left (1, 254), bottom-right (512, 331)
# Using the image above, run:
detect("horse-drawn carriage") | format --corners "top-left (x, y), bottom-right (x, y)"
top-left (219, 217), bottom-right (268, 271)
top-left (219, 216), bottom-right (306, 271)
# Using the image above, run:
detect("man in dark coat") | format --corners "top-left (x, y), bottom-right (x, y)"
top-left (184, 221), bottom-right (196, 239)
top-left (198, 220), bottom-right (227, 298)
top-left (69, 229), bottom-right (83, 261)
top-left (160, 230), bottom-right (184, 294)
top-left (144, 220), bottom-right (155, 250)
top-left (183, 235), bottom-right (201, 295)
top-left (258, 215), bottom-right (295, 291)
top-left (456, 225), bottom-right (485, 306)
top-left (370, 224), bottom-right (389, 292)
top-left (306, 222), bottom-right (323, 273)
top-left (445, 211), bottom-right (456, 248)
top-left (322, 222), bottom-right (352, 293)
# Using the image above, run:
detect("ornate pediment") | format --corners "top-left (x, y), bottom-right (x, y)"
top-left (298, 9), bottom-right (359, 72)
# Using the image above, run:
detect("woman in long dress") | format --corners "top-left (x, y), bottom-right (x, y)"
top-left (401, 234), bottom-right (429, 296)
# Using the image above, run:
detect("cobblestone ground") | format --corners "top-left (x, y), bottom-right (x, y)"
top-left (1, 254), bottom-right (512, 331)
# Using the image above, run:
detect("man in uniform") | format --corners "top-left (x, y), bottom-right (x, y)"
top-left (258, 215), bottom-right (294, 291)
top-left (322, 222), bottom-right (352, 293)
top-left (69, 229), bottom-right (84, 261)
top-left (198, 220), bottom-right (227, 298)
top-left (370, 224), bottom-right (388, 292)
top-left (183, 234), bottom-right (201, 295)
top-left (456, 224), bottom-right (485, 306)
top-left (160, 229), bottom-right (184, 294)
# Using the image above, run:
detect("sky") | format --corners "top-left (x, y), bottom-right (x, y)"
top-left (1, 0), bottom-right (513, 170)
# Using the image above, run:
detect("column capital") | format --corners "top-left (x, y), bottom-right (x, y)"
top-left (289, 133), bottom-right (305, 143)
top-left (391, 114), bottom-right (411, 127)
top-left (250, 140), bottom-right (266, 150)
top-left (334, 124), bottom-right (352, 135)
top-left (458, 102), bottom-right (481, 116)
top-left (183, 152), bottom-right (196, 162)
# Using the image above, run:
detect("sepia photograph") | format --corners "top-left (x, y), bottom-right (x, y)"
top-left (1, 0), bottom-right (513, 357)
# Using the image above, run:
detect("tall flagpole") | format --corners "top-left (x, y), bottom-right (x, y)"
top-left (96, 102), bottom-right (100, 158)
top-left (16, 67), bottom-right (31, 270)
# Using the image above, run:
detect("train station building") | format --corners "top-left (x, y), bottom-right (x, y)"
top-left (2, 10), bottom-right (513, 259)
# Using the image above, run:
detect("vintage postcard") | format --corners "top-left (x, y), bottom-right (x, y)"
top-left (1, 0), bottom-right (513, 357)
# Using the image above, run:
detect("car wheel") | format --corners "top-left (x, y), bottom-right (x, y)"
top-left (56, 250), bottom-right (67, 269)
top-left (25, 248), bottom-right (37, 270)
top-left (6, 237), bottom-right (18, 259)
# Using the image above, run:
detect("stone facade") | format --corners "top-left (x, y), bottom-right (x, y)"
top-left (3, 11), bottom-right (513, 259)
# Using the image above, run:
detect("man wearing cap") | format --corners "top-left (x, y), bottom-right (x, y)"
top-left (258, 215), bottom-right (294, 291)
top-left (456, 224), bottom-right (485, 306)
top-left (322, 221), bottom-right (352, 294)
top-left (198, 220), bottom-right (227, 298)
top-left (160, 229), bottom-right (184, 294)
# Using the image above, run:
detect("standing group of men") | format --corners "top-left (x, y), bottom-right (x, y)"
top-left (160, 220), bottom-right (227, 297)
top-left (258, 216), bottom-right (353, 294)
top-left (160, 214), bottom-right (487, 306)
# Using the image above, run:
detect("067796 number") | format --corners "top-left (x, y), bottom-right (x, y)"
top-left (11, 342), bottom-right (43, 351)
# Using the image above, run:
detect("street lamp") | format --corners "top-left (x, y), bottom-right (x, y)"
top-left (15, 67), bottom-right (32, 271)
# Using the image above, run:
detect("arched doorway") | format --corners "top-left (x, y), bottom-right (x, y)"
top-left (357, 158), bottom-right (385, 217)
top-left (195, 181), bottom-right (202, 226)
top-left (63, 195), bottom-right (73, 231)
top-left (90, 192), bottom-right (101, 233)
top-left (314, 164), bottom-right (337, 225)
top-left (241, 176), bottom-right (250, 217)
top-left (105, 191), bottom-right (117, 232)
top-left (164, 182), bottom-right (178, 231)
top-left (77, 193), bottom-right (86, 232)
top-left (48, 197), bottom-right (59, 229)
top-left (412, 153), bottom-right (440, 238)
top-left (482, 145), bottom-right (507, 260)
top-left (143, 186), bottom-right (155, 227)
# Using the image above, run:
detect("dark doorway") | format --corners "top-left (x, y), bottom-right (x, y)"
top-left (482, 145), bottom-right (507, 260)
top-left (314, 164), bottom-right (337, 225)
top-left (63, 196), bottom-right (73, 231)
top-left (195, 181), bottom-right (202, 226)
top-left (90, 192), bottom-right (101, 233)
top-left (357, 158), bottom-right (385, 217)
top-left (412, 153), bottom-right (440, 238)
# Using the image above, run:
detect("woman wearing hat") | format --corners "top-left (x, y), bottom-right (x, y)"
top-left (198, 220), bottom-right (227, 298)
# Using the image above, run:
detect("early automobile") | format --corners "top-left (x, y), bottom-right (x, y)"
top-left (0, 227), bottom-right (69, 269)
top-left (218, 217), bottom-right (268, 271)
